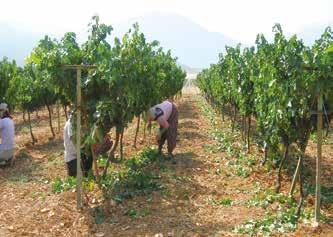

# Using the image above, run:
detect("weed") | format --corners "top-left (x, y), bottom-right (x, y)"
top-left (52, 176), bottom-right (76, 193)
top-left (123, 207), bottom-right (150, 218)
top-left (99, 148), bottom-right (163, 202)
top-left (305, 184), bottom-right (333, 204)
top-left (93, 207), bottom-right (106, 224)
top-left (208, 197), bottom-right (233, 206)
top-left (233, 206), bottom-right (312, 236)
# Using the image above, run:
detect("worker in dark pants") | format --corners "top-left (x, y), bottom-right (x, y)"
top-left (148, 100), bottom-right (179, 164)
top-left (63, 116), bottom-right (92, 177)
top-left (64, 115), bottom-right (112, 177)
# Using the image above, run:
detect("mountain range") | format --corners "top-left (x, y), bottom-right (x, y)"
top-left (0, 12), bottom-right (331, 70)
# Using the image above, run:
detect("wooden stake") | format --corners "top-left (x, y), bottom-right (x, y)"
top-left (62, 64), bottom-right (96, 210)
top-left (62, 65), bottom-right (96, 210)
top-left (315, 93), bottom-right (323, 223)
top-left (76, 68), bottom-right (83, 210)
top-left (289, 154), bottom-right (301, 196)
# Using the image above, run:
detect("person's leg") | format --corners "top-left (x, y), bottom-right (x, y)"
top-left (66, 159), bottom-right (77, 177)
top-left (81, 152), bottom-right (93, 177)
top-left (166, 128), bottom-right (177, 158)
top-left (158, 128), bottom-right (167, 154)
top-left (166, 106), bottom-right (178, 162)
top-left (0, 150), bottom-right (7, 165)
top-left (0, 148), bottom-right (13, 165)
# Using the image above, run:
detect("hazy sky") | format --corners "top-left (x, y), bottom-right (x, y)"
top-left (1, 0), bottom-right (332, 43)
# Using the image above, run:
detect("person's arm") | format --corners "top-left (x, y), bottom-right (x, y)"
top-left (67, 121), bottom-right (77, 146)
top-left (67, 121), bottom-right (73, 139)
top-left (156, 117), bottom-right (169, 141)
top-left (157, 117), bottom-right (169, 130)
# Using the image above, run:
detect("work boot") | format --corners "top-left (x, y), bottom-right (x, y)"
top-left (167, 154), bottom-right (176, 164)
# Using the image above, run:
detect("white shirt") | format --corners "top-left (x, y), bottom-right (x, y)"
top-left (63, 119), bottom-right (76, 163)
top-left (155, 101), bottom-right (173, 121)
top-left (0, 117), bottom-right (15, 150)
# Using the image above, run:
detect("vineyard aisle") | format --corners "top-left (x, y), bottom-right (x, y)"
top-left (100, 93), bottom-right (266, 236)
top-left (0, 92), bottom-right (332, 236)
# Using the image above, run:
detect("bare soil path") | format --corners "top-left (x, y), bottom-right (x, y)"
top-left (0, 92), bottom-right (332, 236)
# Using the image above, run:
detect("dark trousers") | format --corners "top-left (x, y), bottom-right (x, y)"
top-left (66, 159), bottom-right (78, 177)
top-left (66, 152), bottom-right (93, 177)
top-left (158, 104), bottom-right (178, 154)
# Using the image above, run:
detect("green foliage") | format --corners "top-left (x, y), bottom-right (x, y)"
top-left (25, 16), bottom-right (185, 152)
top-left (233, 207), bottom-right (311, 236)
top-left (99, 148), bottom-right (163, 202)
top-left (52, 175), bottom-right (96, 194)
top-left (197, 33), bottom-right (333, 230)
top-left (52, 176), bottom-right (77, 193)
top-left (305, 184), bottom-right (333, 204)
top-left (235, 187), bottom-right (313, 235)
top-left (0, 57), bottom-right (19, 105)
top-left (234, 186), bottom-right (314, 235)
top-left (1, 15), bottom-right (185, 171)
top-left (197, 24), bottom-right (333, 162)
top-left (123, 207), bottom-right (150, 218)
top-left (82, 20), bottom-right (185, 139)
top-left (27, 36), bottom-right (61, 106)
top-left (12, 64), bottom-right (55, 112)
top-left (0, 58), bottom-right (32, 114)
top-left (199, 97), bottom-right (255, 178)
top-left (93, 207), bottom-right (106, 224)
top-left (2, 15), bottom-right (185, 151)
top-left (247, 188), bottom-right (294, 208)
top-left (208, 197), bottom-right (233, 206)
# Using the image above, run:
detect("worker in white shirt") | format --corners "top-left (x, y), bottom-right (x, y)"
top-left (148, 100), bottom-right (179, 163)
top-left (63, 115), bottom-right (79, 176)
top-left (64, 114), bottom-right (112, 177)
top-left (0, 103), bottom-right (15, 165)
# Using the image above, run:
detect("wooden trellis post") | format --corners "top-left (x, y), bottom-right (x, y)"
top-left (62, 64), bottom-right (96, 210)
top-left (315, 93), bottom-right (323, 224)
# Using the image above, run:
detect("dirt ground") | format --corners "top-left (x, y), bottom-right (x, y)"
top-left (0, 89), bottom-right (332, 237)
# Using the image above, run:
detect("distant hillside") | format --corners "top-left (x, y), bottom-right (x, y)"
top-left (114, 12), bottom-right (236, 68)
top-left (1, 13), bottom-right (332, 68)
top-left (178, 63), bottom-right (202, 74)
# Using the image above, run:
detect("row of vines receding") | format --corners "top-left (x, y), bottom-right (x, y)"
top-left (196, 24), bottom-right (333, 218)
top-left (0, 16), bottom-right (186, 197)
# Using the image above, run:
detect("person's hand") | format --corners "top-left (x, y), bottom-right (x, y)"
top-left (155, 128), bottom-right (161, 142)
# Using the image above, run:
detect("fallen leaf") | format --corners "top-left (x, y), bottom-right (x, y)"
top-left (122, 226), bottom-right (130, 231)
top-left (95, 233), bottom-right (105, 237)
top-left (41, 208), bottom-right (50, 213)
